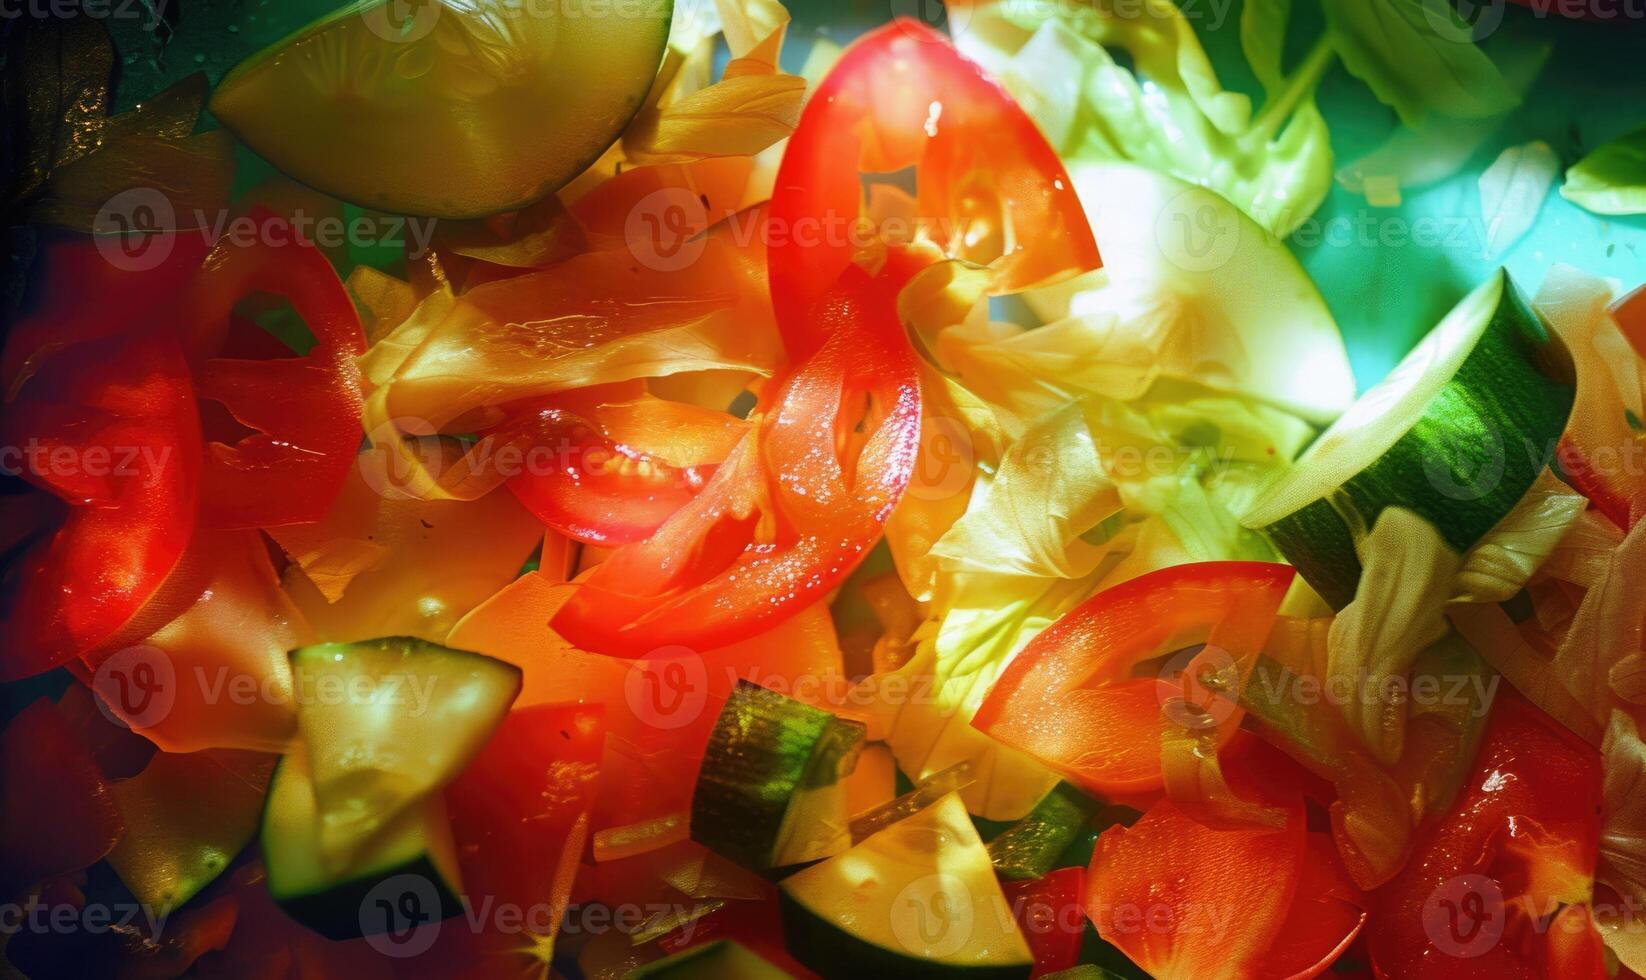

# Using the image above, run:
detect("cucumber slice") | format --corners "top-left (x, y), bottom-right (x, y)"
top-left (262, 748), bottom-right (460, 940)
top-left (986, 782), bottom-right (1098, 881)
top-left (779, 793), bottom-right (1034, 979)
top-left (289, 637), bottom-right (520, 864)
top-left (1242, 269), bottom-right (1575, 608)
top-left (691, 680), bottom-right (866, 871)
top-left (210, 0), bottom-right (673, 217)
top-left (626, 939), bottom-right (793, 978)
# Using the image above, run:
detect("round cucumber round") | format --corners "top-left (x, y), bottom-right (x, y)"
top-left (1241, 269), bottom-right (1575, 608)
top-left (210, 0), bottom-right (673, 217)
top-left (778, 793), bottom-right (1033, 979)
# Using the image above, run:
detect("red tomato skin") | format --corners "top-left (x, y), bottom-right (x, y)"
top-left (973, 561), bottom-right (1294, 796)
top-left (0, 330), bottom-right (201, 681)
top-left (183, 207), bottom-right (366, 530)
top-left (768, 19), bottom-right (1098, 358)
top-left (1366, 692), bottom-right (1604, 980)
top-left (551, 262), bottom-right (923, 657)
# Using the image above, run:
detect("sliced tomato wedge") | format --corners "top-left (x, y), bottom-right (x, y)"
top-left (503, 395), bottom-right (747, 546)
top-left (0, 330), bottom-right (201, 680)
top-left (768, 19), bottom-right (1098, 357)
top-left (1367, 692), bottom-right (1604, 980)
top-left (972, 562), bottom-right (1295, 797)
top-left (423, 703), bottom-right (605, 977)
top-left (550, 261), bottom-right (923, 656)
top-left (1086, 736), bottom-right (1363, 979)
top-left (182, 207), bottom-right (366, 529)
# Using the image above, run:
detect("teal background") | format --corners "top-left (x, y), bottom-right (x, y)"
top-left (108, 0), bottom-right (1646, 388)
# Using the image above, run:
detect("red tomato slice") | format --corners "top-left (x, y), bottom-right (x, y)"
top-left (1366, 692), bottom-right (1604, 980)
top-left (1085, 737), bottom-right (1312, 979)
top-left (425, 703), bottom-right (606, 977)
top-left (972, 562), bottom-right (1295, 797)
top-left (0, 699), bottom-right (124, 895)
top-left (1257, 833), bottom-right (1368, 979)
top-left (502, 397), bottom-right (745, 547)
top-left (182, 207), bottom-right (366, 529)
top-left (1002, 867), bottom-right (1087, 978)
top-left (0, 330), bottom-right (200, 681)
top-left (768, 19), bottom-right (1098, 357)
top-left (551, 261), bottom-right (923, 656)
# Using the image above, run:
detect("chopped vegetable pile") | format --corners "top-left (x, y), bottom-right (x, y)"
top-left (4, 0), bottom-right (1646, 978)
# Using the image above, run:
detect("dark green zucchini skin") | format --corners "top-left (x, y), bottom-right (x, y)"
top-left (987, 782), bottom-right (1099, 880)
top-left (691, 680), bottom-right (864, 870)
top-left (259, 755), bottom-right (460, 942)
top-left (272, 857), bottom-right (459, 942)
top-left (1257, 271), bottom-right (1575, 609)
top-left (778, 891), bottom-right (1032, 980)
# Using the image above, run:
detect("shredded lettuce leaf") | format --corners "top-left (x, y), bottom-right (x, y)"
top-left (958, 0), bottom-right (1519, 237)
top-left (1561, 124), bottom-right (1646, 217)
top-left (622, 0), bottom-right (805, 165)
top-left (989, 163), bottom-right (1354, 426)
top-left (853, 573), bottom-right (1092, 820)
top-left (1320, 471), bottom-right (1585, 761)
top-left (930, 401), bottom-right (1122, 579)
top-left (1600, 711), bottom-right (1646, 974)
top-left (958, 0), bottom-right (1332, 238)
top-left (1328, 507), bottom-right (1461, 764)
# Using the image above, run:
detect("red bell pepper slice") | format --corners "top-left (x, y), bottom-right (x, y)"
top-left (503, 396), bottom-right (746, 547)
top-left (0, 699), bottom-right (124, 895)
top-left (767, 19), bottom-right (1099, 358)
top-left (1366, 691), bottom-right (1605, 980)
top-left (1086, 736), bottom-right (1364, 979)
top-left (182, 207), bottom-right (366, 529)
top-left (972, 562), bottom-right (1295, 797)
top-left (1002, 867), bottom-right (1087, 977)
top-left (0, 230), bottom-right (212, 398)
top-left (551, 261), bottom-right (923, 656)
top-left (424, 703), bottom-right (605, 976)
top-left (0, 329), bottom-right (200, 680)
